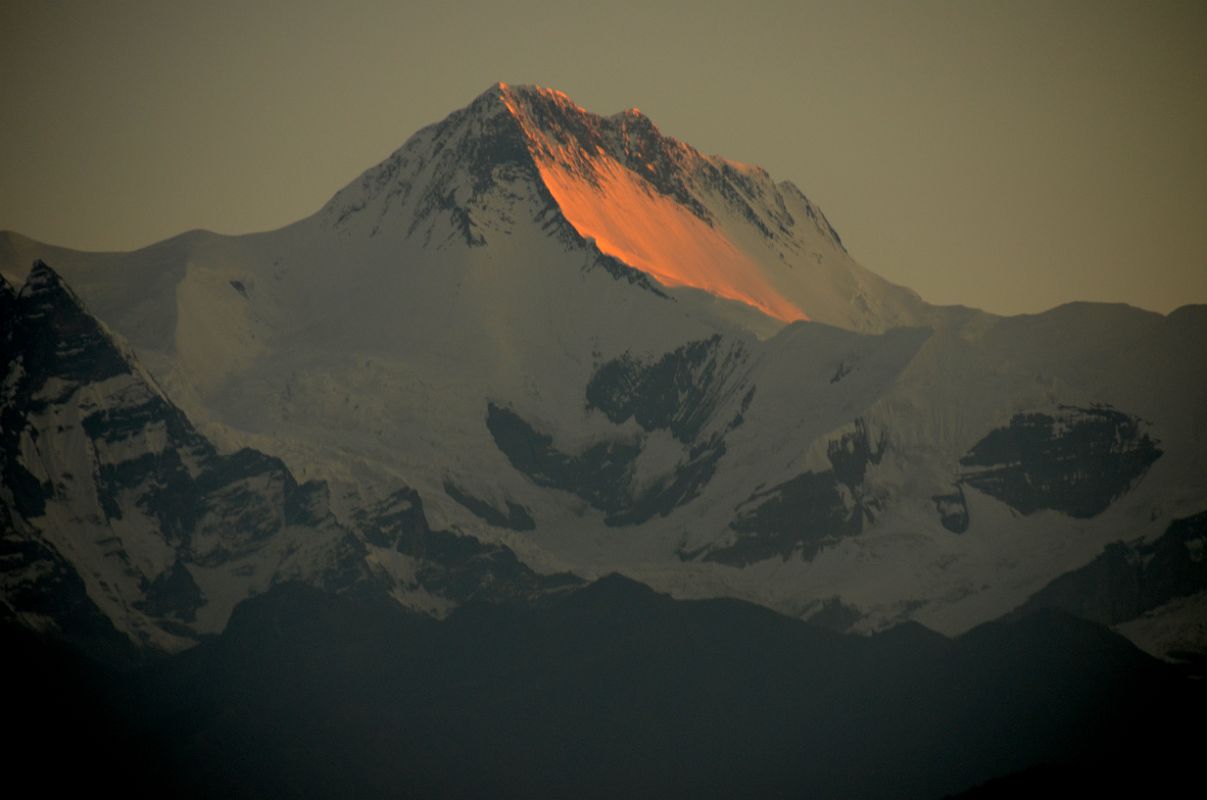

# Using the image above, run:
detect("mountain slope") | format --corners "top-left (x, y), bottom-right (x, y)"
top-left (1, 84), bottom-right (1204, 650)
top-left (0, 262), bottom-right (575, 653)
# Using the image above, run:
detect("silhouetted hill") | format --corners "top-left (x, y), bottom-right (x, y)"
top-left (8, 575), bottom-right (1201, 799)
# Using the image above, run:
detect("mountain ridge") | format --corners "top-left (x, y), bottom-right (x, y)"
top-left (2, 85), bottom-right (1205, 660)
top-left (0, 260), bottom-right (580, 654)
top-left (8, 574), bottom-right (1202, 799)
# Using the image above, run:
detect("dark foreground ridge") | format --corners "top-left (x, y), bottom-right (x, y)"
top-left (7, 574), bottom-right (1202, 800)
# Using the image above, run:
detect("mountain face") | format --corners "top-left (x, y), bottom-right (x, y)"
top-left (1, 83), bottom-right (1205, 667)
top-left (0, 263), bottom-right (575, 655)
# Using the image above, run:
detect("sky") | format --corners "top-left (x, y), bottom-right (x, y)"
top-left (1, 0), bottom-right (1204, 316)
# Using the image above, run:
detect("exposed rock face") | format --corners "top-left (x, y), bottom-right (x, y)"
top-left (443, 479), bottom-right (535, 531)
top-left (487, 335), bottom-right (753, 527)
top-left (702, 418), bottom-right (888, 566)
top-left (958, 405), bottom-right (1162, 519)
top-left (1014, 511), bottom-right (1207, 627)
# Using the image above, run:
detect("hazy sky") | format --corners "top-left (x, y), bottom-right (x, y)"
top-left (2, 0), bottom-right (1204, 315)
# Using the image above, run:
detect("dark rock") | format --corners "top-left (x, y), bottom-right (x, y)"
top-left (444, 479), bottom-right (535, 531)
top-left (136, 560), bottom-right (205, 623)
top-left (933, 484), bottom-right (971, 534)
top-left (959, 405), bottom-right (1161, 518)
top-left (1012, 510), bottom-right (1207, 626)
top-left (354, 486), bottom-right (577, 605)
top-left (705, 418), bottom-right (887, 566)
top-left (585, 335), bottom-right (748, 443)
top-left (486, 401), bottom-right (726, 526)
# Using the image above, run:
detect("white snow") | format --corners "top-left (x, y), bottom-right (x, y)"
top-left (2, 84), bottom-right (1204, 645)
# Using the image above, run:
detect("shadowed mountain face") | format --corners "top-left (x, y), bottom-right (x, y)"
top-left (6, 576), bottom-right (1201, 800)
top-left (0, 262), bottom-right (575, 655)
top-left (1013, 511), bottom-right (1207, 632)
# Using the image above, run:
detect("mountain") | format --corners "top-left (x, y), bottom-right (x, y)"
top-left (6, 577), bottom-right (1203, 799)
top-left (0, 261), bottom-right (576, 657)
top-left (2, 83), bottom-right (1206, 660)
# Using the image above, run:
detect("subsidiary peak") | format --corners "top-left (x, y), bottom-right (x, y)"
top-left (21, 259), bottom-right (87, 312)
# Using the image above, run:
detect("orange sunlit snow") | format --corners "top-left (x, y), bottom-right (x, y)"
top-left (500, 87), bottom-right (808, 324)
top-left (537, 156), bottom-right (807, 323)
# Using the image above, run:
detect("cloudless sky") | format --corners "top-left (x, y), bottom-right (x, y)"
top-left (2, 0), bottom-right (1204, 315)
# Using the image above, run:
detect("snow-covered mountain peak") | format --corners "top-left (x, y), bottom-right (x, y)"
top-left (493, 83), bottom-right (709, 211)
top-left (317, 83), bottom-right (928, 330)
